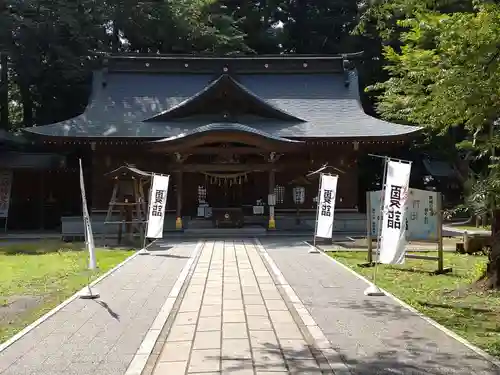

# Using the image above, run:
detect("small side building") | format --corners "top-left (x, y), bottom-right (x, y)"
top-left (22, 53), bottom-right (420, 234)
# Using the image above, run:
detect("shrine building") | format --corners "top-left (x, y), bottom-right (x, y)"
top-left (19, 53), bottom-right (420, 235)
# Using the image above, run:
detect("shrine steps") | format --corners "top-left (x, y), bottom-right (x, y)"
top-left (183, 227), bottom-right (267, 237)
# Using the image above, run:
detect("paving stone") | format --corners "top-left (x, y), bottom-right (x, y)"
top-left (158, 341), bottom-right (192, 362)
top-left (264, 299), bottom-right (288, 311)
top-left (261, 290), bottom-right (282, 300)
top-left (167, 324), bottom-right (196, 342)
top-left (197, 316), bottom-right (222, 332)
top-left (221, 339), bottom-right (252, 360)
top-left (174, 311), bottom-right (199, 326)
top-left (269, 310), bottom-right (295, 324)
top-left (224, 289), bottom-right (242, 299)
top-left (279, 339), bottom-right (315, 360)
top-left (203, 296), bottom-right (223, 306)
top-left (245, 304), bottom-right (268, 316)
top-left (223, 299), bottom-right (244, 310)
top-left (252, 349), bottom-right (287, 372)
top-left (200, 304), bottom-right (222, 317)
top-left (249, 330), bottom-right (279, 350)
top-left (223, 310), bottom-right (246, 323)
top-left (286, 358), bottom-right (321, 373)
top-left (243, 294), bottom-right (264, 305)
top-left (273, 323), bottom-right (304, 340)
top-left (193, 331), bottom-right (222, 350)
top-left (247, 316), bottom-right (273, 331)
top-left (221, 359), bottom-right (254, 374)
top-left (242, 286), bottom-right (261, 295)
top-left (188, 349), bottom-right (221, 373)
top-left (223, 323), bottom-right (248, 339)
top-left (154, 360), bottom-right (187, 375)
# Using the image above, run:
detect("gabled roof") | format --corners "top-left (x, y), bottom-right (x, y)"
top-left (105, 164), bottom-right (152, 179)
top-left (145, 74), bottom-right (304, 123)
top-left (23, 55), bottom-right (420, 140)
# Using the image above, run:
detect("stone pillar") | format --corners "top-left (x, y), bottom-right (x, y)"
top-left (268, 169), bottom-right (276, 230)
top-left (175, 171), bottom-right (183, 230)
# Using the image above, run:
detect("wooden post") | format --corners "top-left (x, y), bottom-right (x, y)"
top-left (175, 171), bottom-right (183, 230)
top-left (437, 192), bottom-right (444, 272)
top-left (366, 191), bottom-right (373, 264)
top-left (268, 170), bottom-right (276, 230)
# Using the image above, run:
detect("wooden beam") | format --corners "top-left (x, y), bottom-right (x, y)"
top-left (169, 163), bottom-right (309, 172)
top-left (158, 146), bottom-right (263, 155)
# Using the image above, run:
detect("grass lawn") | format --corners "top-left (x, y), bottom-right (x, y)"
top-left (0, 241), bottom-right (134, 344)
top-left (330, 251), bottom-right (500, 357)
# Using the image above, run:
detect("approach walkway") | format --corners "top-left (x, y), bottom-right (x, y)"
top-left (1, 238), bottom-right (499, 375)
top-left (145, 239), bottom-right (344, 375)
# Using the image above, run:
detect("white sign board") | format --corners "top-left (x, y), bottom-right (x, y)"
top-left (315, 174), bottom-right (338, 239)
top-left (379, 161), bottom-right (412, 265)
top-left (0, 170), bottom-right (12, 219)
top-left (368, 188), bottom-right (439, 241)
top-left (146, 174), bottom-right (170, 239)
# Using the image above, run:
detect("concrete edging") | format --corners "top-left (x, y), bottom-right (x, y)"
top-left (124, 240), bottom-right (204, 375)
top-left (0, 242), bottom-right (157, 353)
top-left (254, 238), bottom-right (352, 374)
top-left (303, 240), bottom-right (500, 369)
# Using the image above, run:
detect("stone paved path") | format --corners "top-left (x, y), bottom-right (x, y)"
top-left (148, 239), bottom-right (342, 375)
top-left (260, 238), bottom-right (500, 375)
top-left (0, 240), bottom-right (198, 375)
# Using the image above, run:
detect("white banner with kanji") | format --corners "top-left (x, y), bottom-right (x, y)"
top-left (315, 174), bottom-right (338, 239)
top-left (0, 170), bottom-right (12, 219)
top-left (146, 174), bottom-right (170, 239)
top-left (379, 160), bottom-right (412, 264)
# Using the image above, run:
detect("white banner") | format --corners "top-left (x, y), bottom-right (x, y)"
top-left (379, 160), bottom-right (412, 264)
top-left (368, 189), bottom-right (439, 241)
top-left (146, 174), bottom-right (170, 239)
top-left (79, 159), bottom-right (96, 270)
top-left (315, 174), bottom-right (338, 239)
top-left (0, 170), bottom-right (12, 219)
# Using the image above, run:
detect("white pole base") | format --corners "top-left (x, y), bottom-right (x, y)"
top-left (79, 287), bottom-right (100, 300)
top-left (308, 247), bottom-right (320, 253)
top-left (364, 284), bottom-right (385, 296)
top-left (138, 248), bottom-right (150, 255)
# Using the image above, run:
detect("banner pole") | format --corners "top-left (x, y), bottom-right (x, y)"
top-left (139, 173), bottom-right (155, 255)
top-left (78, 158), bottom-right (99, 300)
top-left (365, 157), bottom-right (389, 296)
top-left (310, 173), bottom-right (323, 253)
top-left (366, 191), bottom-right (373, 264)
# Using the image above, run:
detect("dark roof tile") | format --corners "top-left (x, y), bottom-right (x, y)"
top-left (24, 70), bottom-right (419, 139)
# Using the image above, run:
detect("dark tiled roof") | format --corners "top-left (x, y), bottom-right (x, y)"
top-left (24, 70), bottom-right (420, 139)
top-left (152, 123), bottom-right (304, 144)
top-left (105, 164), bottom-right (153, 179)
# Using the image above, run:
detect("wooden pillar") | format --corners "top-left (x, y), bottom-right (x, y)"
top-left (175, 171), bottom-right (183, 230)
top-left (268, 169), bottom-right (276, 230)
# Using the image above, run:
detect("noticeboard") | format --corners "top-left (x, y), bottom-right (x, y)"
top-left (368, 188), bottom-right (440, 241)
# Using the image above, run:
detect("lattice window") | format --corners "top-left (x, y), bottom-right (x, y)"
top-left (274, 185), bottom-right (285, 204)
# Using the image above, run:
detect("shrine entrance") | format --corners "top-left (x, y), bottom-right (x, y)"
top-left (147, 125), bottom-right (305, 229)
top-left (205, 172), bottom-right (247, 208)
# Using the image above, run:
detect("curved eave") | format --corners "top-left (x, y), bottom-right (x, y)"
top-left (143, 74), bottom-right (305, 123)
top-left (149, 123), bottom-right (304, 150)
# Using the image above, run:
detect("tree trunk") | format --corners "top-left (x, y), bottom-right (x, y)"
top-left (476, 209), bottom-right (500, 289)
top-left (0, 52), bottom-right (8, 130)
top-left (19, 82), bottom-right (33, 127)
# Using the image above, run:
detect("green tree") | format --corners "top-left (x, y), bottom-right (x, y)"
top-left (369, 4), bottom-right (500, 287)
